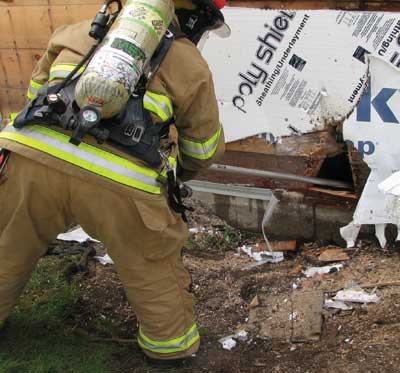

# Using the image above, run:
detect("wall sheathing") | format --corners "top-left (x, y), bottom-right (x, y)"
top-left (1, 1), bottom-right (399, 195)
top-left (0, 0), bottom-right (398, 119)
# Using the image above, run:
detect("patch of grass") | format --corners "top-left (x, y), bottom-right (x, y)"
top-left (12, 257), bottom-right (78, 326)
top-left (0, 256), bottom-right (133, 373)
top-left (92, 317), bottom-right (124, 338)
top-left (222, 225), bottom-right (242, 247)
top-left (185, 224), bottom-right (254, 254)
top-left (0, 330), bottom-right (121, 373)
top-left (184, 237), bottom-right (197, 251)
top-left (0, 357), bottom-right (23, 373)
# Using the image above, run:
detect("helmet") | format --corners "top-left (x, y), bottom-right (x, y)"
top-left (175, 0), bottom-right (231, 44)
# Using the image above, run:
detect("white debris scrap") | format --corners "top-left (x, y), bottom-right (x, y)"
top-left (324, 299), bottom-right (353, 311)
top-left (240, 245), bottom-right (284, 263)
top-left (303, 264), bottom-right (343, 278)
top-left (219, 330), bottom-right (249, 350)
top-left (220, 337), bottom-right (237, 351)
top-left (241, 245), bottom-right (253, 258)
top-left (235, 330), bottom-right (249, 342)
top-left (289, 312), bottom-right (299, 321)
top-left (57, 227), bottom-right (100, 243)
top-left (334, 289), bottom-right (380, 304)
top-left (95, 254), bottom-right (114, 266)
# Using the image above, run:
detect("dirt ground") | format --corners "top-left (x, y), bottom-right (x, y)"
top-left (58, 200), bottom-right (400, 372)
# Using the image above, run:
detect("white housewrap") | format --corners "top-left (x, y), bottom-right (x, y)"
top-left (203, 7), bottom-right (400, 141)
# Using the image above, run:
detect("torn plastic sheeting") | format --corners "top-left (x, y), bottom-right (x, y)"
top-left (261, 191), bottom-right (279, 252)
top-left (57, 227), bottom-right (100, 243)
top-left (242, 195), bottom-right (284, 268)
top-left (241, 245), bottom-right (284, 263)
top-left (324, 299), bottom-right (353, 311)
top-left (334, 289), bottom-right (380, 304)
top-left (303, 264), bottom-right (343, 278)
top-left (241, 191), bottom-right (284, 268)
top-left (241, 245), bottom-right (284, 262)
top-left (379, 171), bottom-right (400, 196)
top-left (379, 177), bottom-right (400, 241)
top-left (95, 254), bottom-right (114, 266)
top-left (341, 57), bottom-right (400, 248)
top-left (340, 222), bottom-right (361, 249)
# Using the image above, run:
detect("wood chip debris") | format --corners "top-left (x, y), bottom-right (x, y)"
top-left (249, 295), bottom-right (259, 309)
top-left (256, 240), bottom-right (297, 252)
top-left (318, 248), bottom-right (350, 262)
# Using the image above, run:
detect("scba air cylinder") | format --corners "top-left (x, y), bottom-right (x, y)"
top-left (75, 0), bottom-right (174, 118)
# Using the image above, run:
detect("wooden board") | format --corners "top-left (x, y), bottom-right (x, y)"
top-left (0, 1), bottom-right (100, 117)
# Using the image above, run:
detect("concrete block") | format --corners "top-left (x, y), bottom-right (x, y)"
top-left (266, 196), bottom-right (315, 240)
top-left (291, 290), bottom-right (324, 342)
top-left (315, 205), bottom-right (353, 244)
top-left (248, 290), bottom-right (324, 343)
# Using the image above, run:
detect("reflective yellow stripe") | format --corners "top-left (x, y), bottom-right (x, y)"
top-left (179, 123), bottom-right (222, 160)
top-left (49, 64), bottom-right (86, 81)
top-left (27, 79), bottom-right (44, 100)
top-left (138, 323), bottom-right (200, 354)
top-left (157, 156), bottom-right (177, 183)
top-left (143, 91), bottom-right (173, 122)
top-left (30, 80), bottom-right (43, 90)
top-left (0, 124), bottom-right (162, 194)
top-left (9, 113), bottom-right (19, 121)
top-left (27, 91), bottom-right (36, 100)
top-left (168, 156), bottom-right (177, 168)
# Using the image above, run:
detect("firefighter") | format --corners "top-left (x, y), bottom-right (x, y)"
top-left (0, 0), bottom-right (228, 362)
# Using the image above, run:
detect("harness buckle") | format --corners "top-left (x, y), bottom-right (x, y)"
top-left (124, 123), bottom-right (145, 144)
top-left (165, 29), bottom-right (174, 39)
top-left (47, 93), bottom-right (68, 114)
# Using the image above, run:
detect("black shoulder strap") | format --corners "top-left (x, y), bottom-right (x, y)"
top-left (147, 24), bottom-right (185, 83)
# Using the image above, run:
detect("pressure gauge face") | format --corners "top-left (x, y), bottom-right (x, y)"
top-left (82, 108), bottom-right (100, 123)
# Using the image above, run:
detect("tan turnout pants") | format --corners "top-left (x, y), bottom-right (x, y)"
top-left (0, 153), bottom-right (198, 359)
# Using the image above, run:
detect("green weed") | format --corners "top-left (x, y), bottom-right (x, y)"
top-left (0, 257), bottom-right (130, 372)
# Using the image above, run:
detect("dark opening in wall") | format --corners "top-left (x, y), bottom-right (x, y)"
top-left (317, 153), bottom-right (354, 190)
